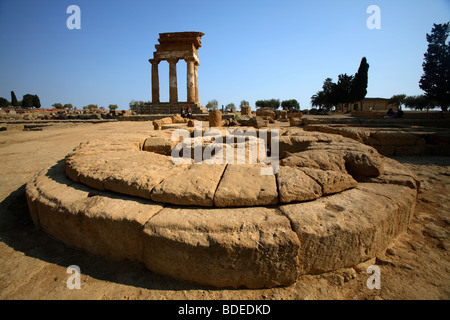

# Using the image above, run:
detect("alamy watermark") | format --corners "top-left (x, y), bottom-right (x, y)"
top-left (66, 265), bottom-right (81, 289)
top-left (367, 5), bottom-right (381, 30)
top-left (66, 5), bottom-right (81, 30)
top-left (366, 265), bottom-right (381, 290)
top-left (170, 122), bottom-right (279, 175)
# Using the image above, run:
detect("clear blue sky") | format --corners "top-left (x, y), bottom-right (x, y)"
top-left (0, 0), bottom-right (449, 110)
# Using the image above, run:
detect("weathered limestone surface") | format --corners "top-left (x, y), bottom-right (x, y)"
top-left (278, 135), bottom-right (318, 155)
top-left (276, 166), bottom-right (322, 203)
top-left (27, 129), bottom-right (419, 288)
top-left (26, 129), bottom-right (422, 289)
top-left (151, 163), bottom-right (226, 206)
top-left (65, 130), bottom-right (387, 207)
top-left (65, 137), bottom-right (190, 199)
top-left (240, 106), bottom-right (252, 116)
top-left (255, 108), bottom-right (276, 120)
top-left (289, 117), bottom-right (302, 126)
top-left (102, 154), bottom-right (189, 199)
top-left (171, 114), bottom-right (186, 124)
top-left (209, 110), bottom-right (222, 127)
top-left (287, 112), bottom-right (303, 119)
top-left (306, 142), bottom-right (384, 177)
top-left (303, 124), bottom-right (446, 156)
top-left (358, 156), bottom-right (420, 191)
top-left (26, 162), bottom-right (301, 289)
top-left (298, 167), bottom-right (357, 196)
top-left (279, 182), bottom-right (417, 274)
top-left (214, 164), bottom-right (278, 207)
top-left (142, 206), bottom-right (300, 288)
top-left (143, 136), bottom-right (178, 155)
top-left (26, 162), bottom-right (164, 261)
top-left (153, 117), bottom-right (172, 130)
top-left (280, 150), bottom-right (347, 172)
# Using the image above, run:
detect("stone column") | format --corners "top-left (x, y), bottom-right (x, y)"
top-left (209, 109), bottom-right (222, 127)
top-left (149, 59), bottom-right (160, 103)
top-left (167, 58), bottom-right (178, 103)
top-left (194, 62), bottom-right (199, 103)
top-left (186, 57), bottom-right (196, 103)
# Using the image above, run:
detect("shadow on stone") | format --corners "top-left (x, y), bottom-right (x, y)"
top-left (0, 161), bottom-right (218, 292)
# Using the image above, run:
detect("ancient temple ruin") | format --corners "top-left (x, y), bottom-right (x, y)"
top-left (143, 32), bottom-right (208, 114)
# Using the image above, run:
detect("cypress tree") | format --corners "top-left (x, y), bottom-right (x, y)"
top-left (22, 94), bottom-right (34, 108)
top-left (351, 57), bottom-right (369, 111)
top-left (419, 22), bottom-right (450, 111)
top-left (33, 95), bottom-right (41, 108)
top-left (11, 91), bottom-right (19, 107)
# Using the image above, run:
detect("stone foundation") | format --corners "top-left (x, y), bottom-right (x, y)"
top-left (26, 128), bottom-right (419, 289)
top-left (140, 102), bottom-right (207, 115)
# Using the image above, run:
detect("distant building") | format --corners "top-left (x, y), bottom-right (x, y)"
top-left (352, 98), bottom-right (397, 112)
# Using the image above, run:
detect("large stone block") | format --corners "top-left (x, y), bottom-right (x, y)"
top-left (240, 106), bottom-right (252, 116)
top-left (26, 162), bottom-right (163, 261)
top-left (142, 206), bottom-right (300, 288)
top-left (151, 163), bottom-right (226, 206)
top-left (279, 183), bottom-right (417, 274)
top-left (143, 136), bottom-right (178, 155)
top-left (276, 166), bottom-right (322, 203)
top-left (214, 164), bottom-right (278, 207)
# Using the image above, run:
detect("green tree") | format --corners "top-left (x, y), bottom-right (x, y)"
top-left (336, 74), bottom-right (354, 112)
top-left (205, 99), bottom-right (218, 110)
top-left (240, 100), bottom-right (249, 107)
top-left (64, 104), bottom-right (73, 110)
top-left (311, 91), bottom-right (325, 108)
top-left (33, 95), bottom-right (41, 108)
top-left (255, 99), bottom-right (280, 109)
top-left (225, 103), bottom-right (235, 112)
top-left (22, 94), bottom-right (34, 108)
top-left (87, 104), bottom-right (98, 112)
top-left (281, 99), bottom-right (300, 110)
top-left (52, 103), bottom-right (64, 109)
top-left (388, 94), bottom-right (407, 110)
top-left (321, 78), bottom-right (339, 109)
top-left (0, 97), bottom-right (10, 108)
top-left (108, 104), bottom-right (118, 111)
top-left (11, 91), bottom-right (19, 107)
top-left (350, 57), bottom-right (369, 111)
top-left (419, 22), bottom-right (450, 111)
top-left (404, 95), bottom-right (435, 111)
top-left (255, 100), bottom-right (264, 108)
top-left (129, 100), bottom-right (146, 113)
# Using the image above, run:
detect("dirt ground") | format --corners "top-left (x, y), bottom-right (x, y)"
top-left (0, 120), bottom-right (449, 300)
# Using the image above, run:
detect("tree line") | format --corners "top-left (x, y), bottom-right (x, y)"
top-left (202, 99), bottom-right (301, 111)
top-left (388, 23), bottom-right (449, 112)
top-left (0, 91), bottom-right (41, 108)
top-left (1, 91), bottom-right (120, 111)
top-left (51, 103), bottom-right (119, 111)
top-left (418, 22), bottom-right (449, 111)
top-left (388, 94), bottom-right (439, 111)
top-left (310, 57), bottom-right (369, 112)
top-left (309, 22), bottom-right (449, 112)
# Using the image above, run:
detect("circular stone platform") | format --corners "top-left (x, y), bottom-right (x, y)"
top-left (25, 128), bottom-right (419, 288)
